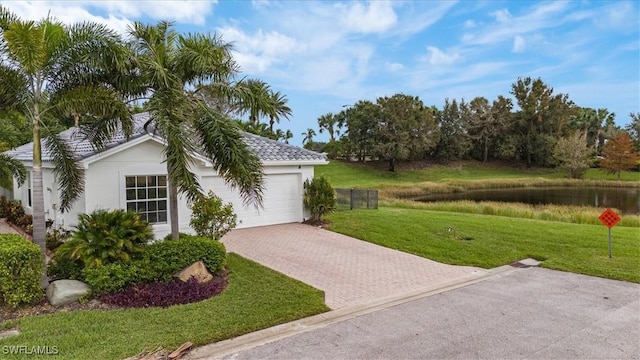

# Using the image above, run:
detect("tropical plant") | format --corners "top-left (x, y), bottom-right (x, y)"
top-left (124, 21), bottom-right (264, 239)
top-left (303, 176), bottom-right (336, 222)
top-left (600, 132), bottom-right (640, 180)
top-left (266, 90), bottom-right (292, 132)
top-left (302, 128), bottom-right (316, 148)
top-left (318, 112), bottom-right (340, 142)
top-left (190, 190), bottom-right (238, 240)
top-left (0, 7), bottom-right (134, 287)
top-left (234, 78), bottom-right (272, 124)
top-left (55, 209), bottom-right (153, 268)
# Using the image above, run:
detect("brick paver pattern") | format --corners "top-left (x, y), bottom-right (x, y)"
top-left (222, 223), bottom-right (487, 309)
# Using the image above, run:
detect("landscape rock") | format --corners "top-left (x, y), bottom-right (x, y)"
top-left (46, 279), bottom-right (90, 307)
top-left (174, 261), bottom-right (213, 283)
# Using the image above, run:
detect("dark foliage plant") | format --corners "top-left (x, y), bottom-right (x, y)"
top-left (47, 255), bottom-right (86, 282)
top-left (99, 275), bottom-right (228, 308)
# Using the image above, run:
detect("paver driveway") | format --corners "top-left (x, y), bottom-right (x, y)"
top-left (222, 223), bottom-right (487, 309)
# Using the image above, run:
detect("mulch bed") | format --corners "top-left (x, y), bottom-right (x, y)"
top-left (1, 271), bottom-right (228, 323)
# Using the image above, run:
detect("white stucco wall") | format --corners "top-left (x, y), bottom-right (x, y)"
top-left (13, 136), bottom-right (321, 239)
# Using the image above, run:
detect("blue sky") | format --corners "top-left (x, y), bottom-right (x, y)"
top-left (2, 1), bottom-right (639, 145)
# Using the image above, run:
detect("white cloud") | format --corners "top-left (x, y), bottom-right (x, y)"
top-left (217, 26), bottom-right (301, 73)
top-left (339, 1), bottom-right (397, 34)
top-left (391, 1), bottom-right (457, 36)
top-left (594, 1), bottom-right (639, 33)
top-left (512, 35), bottom-right (526, 53)
top-left (426, 46), bottom-right (461, 65)
top-left (464, 19), bottom-right (476, 29)
top-left (386, 62), bottom-right (404, 72)
top-left (0, 0), bottom-right (217, 34)
top-left (463, 1), bottom-right (570, 46)
top-left (95, 1), bottom-right (216, 25)
top-left (491, 9), bottom-right (512, 22)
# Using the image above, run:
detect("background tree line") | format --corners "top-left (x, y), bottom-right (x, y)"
top-left (312, 77), bottom-right (640, 174)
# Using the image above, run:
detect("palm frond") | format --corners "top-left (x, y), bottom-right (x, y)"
top-left (193, 103), bottom-right (264, 208)
top-left (0, 153), bottom-right (26, 186)
top-left (149, 90), bottom-right (202, 202)
top-left (44, 134), bottom-right (85, 212)
top-left (177, 32), bottom-right (237, 85)
top-left (0, 5), bottom-right (19, 31)
top-left (48, 85), bottom-right (133, 149)
top-left (0, 64), bottom-right (28, 111)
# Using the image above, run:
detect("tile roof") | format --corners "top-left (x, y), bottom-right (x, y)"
top-left (3, 113), bottom-right (327, 163)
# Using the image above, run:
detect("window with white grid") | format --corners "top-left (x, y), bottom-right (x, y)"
top-left (125, 175), bottom-right (168, 224)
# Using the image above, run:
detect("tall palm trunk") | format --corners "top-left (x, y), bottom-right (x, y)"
top-left (32, 114), bottom-right (48, 288)
top-left (168, 178), bottom-right (180, 240)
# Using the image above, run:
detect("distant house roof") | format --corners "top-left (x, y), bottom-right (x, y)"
top-left (4, 112), bottom-right (327, 164)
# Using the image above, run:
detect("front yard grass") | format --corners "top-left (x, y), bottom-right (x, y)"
top-left (0, 253), bottom-right (329, 360)
top-left (326, 208), bottom-right (640, 283)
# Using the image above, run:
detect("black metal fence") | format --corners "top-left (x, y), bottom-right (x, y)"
top-left (335, 188), bottom-right (378, 210)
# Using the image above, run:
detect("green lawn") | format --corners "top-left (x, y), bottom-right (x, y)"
top-left (326, 208), bottom-right (640, 283)
top-left (317, 160), bottom-right (640, 189)
top-left (0, 254), bottom-right (328, 360)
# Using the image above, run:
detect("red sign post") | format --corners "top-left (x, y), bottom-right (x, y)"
top-left (598, 208), bottom-right (621, 258)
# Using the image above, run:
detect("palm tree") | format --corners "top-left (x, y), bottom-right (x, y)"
top-left (234, 78), bottom-right (272, 125)
top-left (0, 7), bottom-right (134, 287)
top-left (318, 112), bottom-right (339, 142)
top-left (126, 21), bottom-right (264, 240)
top-left (302, 128), bottom-right (316, 146)
top-left (0, 154), bottom-right (26, 189)
top-left (267, 91), bottom-right (292, 132)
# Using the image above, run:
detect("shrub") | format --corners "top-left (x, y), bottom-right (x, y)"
top-left (84, 260), bottom-right (156, 295)
top-left (189, 190), bottom-right (238, 240)
top-left (55, 209), bottom-right (153, 268)
top-left (303, 176), bottom-right (336, 222)
top-left (99, 276), bottom-right (227, 308)
top-left (0, 195), bottom-right (7, 217)
top-left (46, 226), bottom-right (71, 252)
top-left (84, 236), bottom-right (226, 295)
top-left (47, 255), bottom-right (85, 282)
top-left (162, 232), bottom-right (195, 241)
top-left (4, 199), bottom-right (25, 225)
top-left (0, 234), bottom-right (44, 307)
top-left (146, 236), bottom-right (227, 282)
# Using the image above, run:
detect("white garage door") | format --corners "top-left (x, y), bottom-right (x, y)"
top-left (203, 173), bottom-right (303, 228)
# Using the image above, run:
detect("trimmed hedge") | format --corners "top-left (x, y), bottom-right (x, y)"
top-left (0, 234), bottom-right (44, 307)
top-left (146, 236), bottom-right (227, 280)
top-left (84, 237), bottom-right (227, 295)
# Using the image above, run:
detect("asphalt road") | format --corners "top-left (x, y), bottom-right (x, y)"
top-left (222, 267), bottom-right (640, 359)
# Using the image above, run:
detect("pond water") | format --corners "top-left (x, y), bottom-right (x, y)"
top-left (416, 187), bottom-right (640, 214)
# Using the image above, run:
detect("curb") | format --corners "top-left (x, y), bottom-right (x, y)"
top-left (185, 260), bottom-right (538, 360)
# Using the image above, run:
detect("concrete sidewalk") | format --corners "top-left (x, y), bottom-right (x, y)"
top-left (222, 223), bottom-right (487, 309)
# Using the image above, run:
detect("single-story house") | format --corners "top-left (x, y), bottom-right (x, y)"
top-left (3, 113), bottom-right (327, 238)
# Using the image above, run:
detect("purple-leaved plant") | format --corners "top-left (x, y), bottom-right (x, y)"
top-left (100, 272), bottom-right (228, 308)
